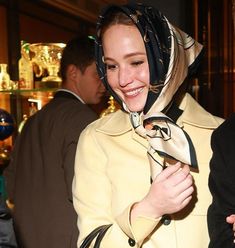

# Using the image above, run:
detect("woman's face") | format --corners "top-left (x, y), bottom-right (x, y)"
top-left (102, 24), bottom-right (150, 112)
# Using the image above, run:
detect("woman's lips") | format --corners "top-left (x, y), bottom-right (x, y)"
top-left (124, 87), bottom-right (144, 97)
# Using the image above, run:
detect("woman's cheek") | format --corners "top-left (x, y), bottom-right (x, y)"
top-left (138, 68), bottom-right (149, 85)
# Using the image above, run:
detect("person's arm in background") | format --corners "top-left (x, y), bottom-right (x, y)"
top-left (208, 113), bottom-right (235, 248)
top-left (0, 193), bottom-right (18, 247)
top-left (3, 135), bottom-right (21, 206)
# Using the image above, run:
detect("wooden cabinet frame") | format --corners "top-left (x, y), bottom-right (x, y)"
top-left (193, 0), bottom-right (235, 118)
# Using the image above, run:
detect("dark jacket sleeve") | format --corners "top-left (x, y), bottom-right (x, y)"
top-left (0, 194), bottom-right (18, 247)
top-left (3, 135), bottom-right (21, 204)
top-left (208, 113), bottom-right (235, 248)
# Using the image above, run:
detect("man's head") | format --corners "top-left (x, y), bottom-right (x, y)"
top-left (60, 36), bottom-right (105, 104)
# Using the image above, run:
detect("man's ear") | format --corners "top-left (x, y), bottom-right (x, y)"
top-left (67, 64), bottom-right (81, 81)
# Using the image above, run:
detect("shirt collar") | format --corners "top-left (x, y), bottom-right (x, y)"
top-left (56, 89), bottom-right (85, 104)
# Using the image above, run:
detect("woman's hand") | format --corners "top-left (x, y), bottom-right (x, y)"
top-left (131, 162), bottom-right (194, 222)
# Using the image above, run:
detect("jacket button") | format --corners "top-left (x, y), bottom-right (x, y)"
top-left (128, 238), bottom-right (136, 246)
top-left (161, 214), bottom-right (171, 225)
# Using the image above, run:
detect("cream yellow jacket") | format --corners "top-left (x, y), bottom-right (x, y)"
top-left (72, 93), bottom-right (224, 248)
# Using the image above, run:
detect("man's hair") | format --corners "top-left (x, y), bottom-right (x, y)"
top-left (59, 36), bottom-right (95, 81)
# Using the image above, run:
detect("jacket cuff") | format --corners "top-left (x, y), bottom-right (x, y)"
top-left (116, 204), bottom-right (160, 244)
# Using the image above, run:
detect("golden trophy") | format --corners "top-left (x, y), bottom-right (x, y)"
top-left (29, 43), bottom-right (66, 83)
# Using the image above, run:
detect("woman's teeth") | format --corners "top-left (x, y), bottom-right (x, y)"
top-left (125, 88), bottom-right (143, 96)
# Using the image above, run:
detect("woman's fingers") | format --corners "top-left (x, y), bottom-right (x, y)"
top-left (156, 162), bottom-right (182, 182)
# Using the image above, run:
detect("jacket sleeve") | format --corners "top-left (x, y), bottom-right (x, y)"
top-left (72, 127), bottom-right (160, 248)
top-left (0, 194), bottom-right (18, 247)
top-left (208, 116), bottom-right (235, 248)
top-left (3, 135), bottom-right (21, 204)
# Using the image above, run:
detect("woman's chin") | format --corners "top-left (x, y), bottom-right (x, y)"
top-left (126, 104), bottom-right (144, 113)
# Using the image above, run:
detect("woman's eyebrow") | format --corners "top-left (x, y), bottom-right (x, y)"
top-left (124, 52), bottom-right (146, 59)
top-left (104, 52), bottom-right (146, 62)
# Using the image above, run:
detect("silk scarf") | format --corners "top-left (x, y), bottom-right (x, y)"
top-left (95, 3), bottom-right (203, 179)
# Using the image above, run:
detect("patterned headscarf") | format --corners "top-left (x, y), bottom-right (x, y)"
top-left (95, 3), bottom-right (203, 179)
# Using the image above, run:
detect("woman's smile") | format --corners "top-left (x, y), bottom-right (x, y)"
top-left (123, 87), bottom-right (144, 97)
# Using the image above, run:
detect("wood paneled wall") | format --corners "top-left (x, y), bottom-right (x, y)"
top-left (0, 5), bottom-right (8, 64)
top-left (194, 0), bottom-right (235, 118)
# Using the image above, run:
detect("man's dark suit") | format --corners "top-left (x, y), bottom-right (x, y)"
top-left (4, 90), bottom-right (98, 248)
top-left (208, 113), bottom-right (235, 248)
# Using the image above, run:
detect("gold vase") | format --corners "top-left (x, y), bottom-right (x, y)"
top-left (29, 43), bottom-right (66, 83)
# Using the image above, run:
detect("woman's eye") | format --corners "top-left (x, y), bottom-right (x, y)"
top-left (131, 61), bottom-right (144, 66)
top-left (106, 64), bottom-right (117, 70)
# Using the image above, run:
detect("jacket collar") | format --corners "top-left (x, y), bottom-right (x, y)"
top-left (96, 110), bottom-right (131, 136)
top-left (96, 93), bottom-right (220, 136)
top-left (177, 93), bottom-right (221, 129)
top-left (96, 110), bottom-right (148, 148)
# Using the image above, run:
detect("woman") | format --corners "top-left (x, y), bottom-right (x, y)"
top-left (72, 3), bottom-right (223, 247)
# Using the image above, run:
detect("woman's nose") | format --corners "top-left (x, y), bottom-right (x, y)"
top-left (118, 67), bottom-right (132, 87)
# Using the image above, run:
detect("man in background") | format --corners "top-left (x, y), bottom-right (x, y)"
top-left (4, 36), bottom-right (105, 248)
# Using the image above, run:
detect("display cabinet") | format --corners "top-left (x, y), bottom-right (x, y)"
top-left (1, 86), bottom-right (57, 127)
top-left (0, 85), bottom-right (57, 156)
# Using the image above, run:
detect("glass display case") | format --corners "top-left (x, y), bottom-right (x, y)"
top-left (0, 86), bottom-right (56, 126)
top-left (0, 40), bottom-right (64, 140)
top-left (0, 86), bottom-right (57, 152)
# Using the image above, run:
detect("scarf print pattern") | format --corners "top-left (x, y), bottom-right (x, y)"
top-left (95, 3), bottom-right (202, 179)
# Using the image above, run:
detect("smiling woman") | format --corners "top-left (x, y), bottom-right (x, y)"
top-left (72, 3), bottom-right (224, 248)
